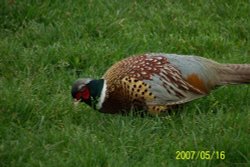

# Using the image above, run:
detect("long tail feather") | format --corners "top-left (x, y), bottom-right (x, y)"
top-left (217, 64), bottom-right (250, 85)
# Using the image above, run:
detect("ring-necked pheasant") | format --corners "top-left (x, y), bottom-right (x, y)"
top-left (71, 53), bottom-right (250, 115)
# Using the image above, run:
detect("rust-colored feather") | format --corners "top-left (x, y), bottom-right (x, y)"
top-left (101, 54), bottom-right (206, 114)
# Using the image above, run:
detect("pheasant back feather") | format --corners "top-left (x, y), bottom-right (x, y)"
top-left (102, 54), bottom-right (216, 114)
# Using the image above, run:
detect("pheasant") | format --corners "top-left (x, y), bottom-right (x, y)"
top-left (71, 53), bottom-right (250, 115)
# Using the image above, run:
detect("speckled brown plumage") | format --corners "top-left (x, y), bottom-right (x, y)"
top-left (101, 55), bottom-right (162, 113)
top-left (102, 54), bottom-right (206, 114)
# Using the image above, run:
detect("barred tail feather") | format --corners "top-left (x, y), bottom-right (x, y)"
top-left (218, 64), bottom-right (250, 85)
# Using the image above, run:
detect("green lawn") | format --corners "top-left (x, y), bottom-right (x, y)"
top-left (0, 0), bottom-right (249, 166)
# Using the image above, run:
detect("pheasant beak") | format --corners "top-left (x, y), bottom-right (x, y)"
top-left (73, 98), bottom-right (81, 106)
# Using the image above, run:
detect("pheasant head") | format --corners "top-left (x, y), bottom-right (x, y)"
top-left (71, 78), bottom-right (105, 109)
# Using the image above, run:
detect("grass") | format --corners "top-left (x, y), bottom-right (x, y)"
top-left (0, 0), bottom-right (249, 166)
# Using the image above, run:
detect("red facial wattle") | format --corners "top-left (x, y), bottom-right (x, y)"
top-left (75, 87), bottom-right (90, 100)
top-left (82, 87), bottom-right (90, 100)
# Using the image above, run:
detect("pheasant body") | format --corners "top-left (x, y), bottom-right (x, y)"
top-left (72, 53), bottom-right (250, 115)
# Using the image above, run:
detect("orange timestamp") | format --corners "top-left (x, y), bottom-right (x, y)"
top-left (176, 151), bottom-right (225, 160)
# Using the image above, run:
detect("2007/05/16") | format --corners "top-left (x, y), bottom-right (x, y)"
top-left (176, 151), bottom-right (225, 160)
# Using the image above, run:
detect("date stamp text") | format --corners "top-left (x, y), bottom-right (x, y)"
top-left (176, 151), bottom-right (225, 160)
